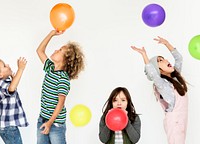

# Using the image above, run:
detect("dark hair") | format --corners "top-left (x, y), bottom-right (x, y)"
top-left (102, 87), bottom-right (138, 123)
top-left (161, 69), bottom-right (187, 96)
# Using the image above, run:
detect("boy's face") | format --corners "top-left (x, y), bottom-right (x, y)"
top-left (50, 46), bottom-right (67, 64)
top-left (0, 60), bottom-right (12, 79)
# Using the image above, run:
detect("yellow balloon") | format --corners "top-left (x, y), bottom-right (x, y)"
top-left (70, 104), bottom-right (92, 127)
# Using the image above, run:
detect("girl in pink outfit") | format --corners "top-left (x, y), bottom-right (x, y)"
top-left (131, 36), bottom-right (188, 144)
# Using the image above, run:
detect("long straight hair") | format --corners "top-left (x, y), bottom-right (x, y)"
top-left (102, 87), bottom-right (138, 123)
top-left (161, 69), bottom-right (187, 96)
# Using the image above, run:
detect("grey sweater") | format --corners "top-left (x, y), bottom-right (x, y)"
top-left (145, 49), bottom-right (183, 112)
top-left (99, 115), bottom-right (141, 144)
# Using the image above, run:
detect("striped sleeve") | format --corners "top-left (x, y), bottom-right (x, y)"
top-left (58, 75), bottom-right (70, 96)
top-left (43, 59), bottom-right (53, 73)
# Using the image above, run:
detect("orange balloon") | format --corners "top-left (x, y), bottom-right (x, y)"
top-left (50, 3), bottom-right (75, 31)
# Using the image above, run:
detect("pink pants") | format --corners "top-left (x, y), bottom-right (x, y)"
top-left (154, 86), bottom-right (188, 144)
top-left (164, 112), bottom-right (187, 144)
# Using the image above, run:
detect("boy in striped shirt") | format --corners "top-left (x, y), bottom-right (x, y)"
top-left (36, 30), bottom-right (85, 144)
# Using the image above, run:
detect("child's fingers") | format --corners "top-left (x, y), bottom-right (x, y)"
top-left (153, 38), bottom-right (159, 42)
top-left (131, 46), bottom-right (139, 50)
top-left (157, 36), bottom-right (162, 39)
top-left (40, 123), bottom-right (45, 129)
top-left (130, 46), bottom-right (135, 50)
top-left (131, 46), bottom-right (141, 51)
top-left (41, 126), bottom-right (50, 135)
top-left (41, 128), bottom-right (47, 134)
top-left (18, 57), bottom-right (26, 62)
top-left (18, 57), bottom-right (27, 65)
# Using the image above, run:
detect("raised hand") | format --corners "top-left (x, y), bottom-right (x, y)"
top-left (154, 36), bottom-right (174, 51)
top-left (153, 36), bottom-right (169, 45)
top-left (131, 46), bottom-right (146, 56)
top-left (50, 29), bottom-right (64, 36)
top-left (8, 57), bottom-right (27, 92)
top-left (17, 57), bottom-right (27, 71)
top-left (131, 46), bottom-right (149, 64)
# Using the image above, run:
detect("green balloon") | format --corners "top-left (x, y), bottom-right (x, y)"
top-left (188, 35), bottom-right (200, 60)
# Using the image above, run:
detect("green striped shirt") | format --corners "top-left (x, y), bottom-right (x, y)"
top-left (40, 59), bottom-right (70, 124)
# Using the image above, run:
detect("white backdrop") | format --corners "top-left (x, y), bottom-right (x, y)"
top-left (0, 0), bottom-right (200, 144)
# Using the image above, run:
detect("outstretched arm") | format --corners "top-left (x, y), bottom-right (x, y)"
top-left (154, 36), bottom-right (183, 72)
top-left (8, 57), bottom-right (27, 92)
top-left (36, 30), bottom-right (64, 64)
top-left (131, 46), bottom-right (149, 64)
top-left (154, 36), bottom-right (174, 51)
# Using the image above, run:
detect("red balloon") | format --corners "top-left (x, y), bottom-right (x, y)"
top-left (50, 3), bottom-right (75, 31)
top-left (105, 108), bottom-right (128, 131)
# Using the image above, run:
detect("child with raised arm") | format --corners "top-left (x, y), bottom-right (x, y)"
top-left (99, 87), bottom-right (141, 144)
top-left (36, 30), bottom-right (85, 144)
top-left (131, 36), bottom-right (188, 144)
top-left (0, 57), bottom-right (28, 144)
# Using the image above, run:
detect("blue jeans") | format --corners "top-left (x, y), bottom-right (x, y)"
top-left (37, 116), bottom-right (66, 144)
top-left (0, 126), bottom-right (22, 144)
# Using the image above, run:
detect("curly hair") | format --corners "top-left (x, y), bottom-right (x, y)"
top-left (63, 41), bottom-right (85, 80)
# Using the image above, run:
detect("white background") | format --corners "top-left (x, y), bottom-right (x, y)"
top-left (0, 0), bottom-right (200, 144)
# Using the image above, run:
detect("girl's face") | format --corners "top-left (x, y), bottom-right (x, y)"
top-left (157, 56), bottom-right (174, 76)
top-left (0, 60), bottom-right (12, 79)
top-left (112, 91), bottom-right (128, 110)
top-left (50, 46), bottom-right (67, 64)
